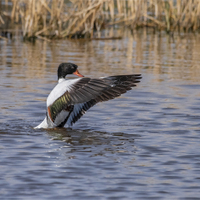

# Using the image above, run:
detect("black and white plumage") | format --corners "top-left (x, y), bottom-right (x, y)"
top-left (35, 63), bottom-right (142, 129)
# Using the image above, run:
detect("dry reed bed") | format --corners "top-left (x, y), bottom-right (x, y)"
top-left (1, 0), bottom-right (200, 40)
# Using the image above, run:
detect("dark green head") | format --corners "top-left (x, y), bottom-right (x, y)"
top-left (57, 63), bottom-right (84, 79)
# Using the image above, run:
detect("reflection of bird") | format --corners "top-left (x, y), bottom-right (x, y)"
top-left (35, 63), bottom-right (142, 129)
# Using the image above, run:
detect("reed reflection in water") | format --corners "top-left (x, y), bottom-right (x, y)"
top-left (1, 30), bottom-right (200, 81)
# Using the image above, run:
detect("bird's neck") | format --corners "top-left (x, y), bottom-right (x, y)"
top-left (58, 78), bottom-right (65, 83)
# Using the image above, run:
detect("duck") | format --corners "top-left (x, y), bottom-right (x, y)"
top-left (35, 63), bottom-right (142, 129)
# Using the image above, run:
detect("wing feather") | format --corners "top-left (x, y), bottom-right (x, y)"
top-left (66, 99), bottom-right (97, 126)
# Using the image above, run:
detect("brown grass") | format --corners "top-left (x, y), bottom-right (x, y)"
top-left (1, 0), bottom-right (200, 40)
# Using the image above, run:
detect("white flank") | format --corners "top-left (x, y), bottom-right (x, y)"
top-left (54, 110), bottom-right (70, 125)
top-left (47, 78), bottom-right (80, 106)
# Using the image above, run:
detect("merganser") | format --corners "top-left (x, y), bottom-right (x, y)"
top-left (35, 63), bottom-right (142, 129)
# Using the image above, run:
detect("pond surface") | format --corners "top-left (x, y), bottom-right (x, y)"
top-left (0, 30), bottom-right (200, 199)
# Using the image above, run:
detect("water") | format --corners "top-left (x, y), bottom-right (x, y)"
top-left (0, 30), bottom-right (200, 199)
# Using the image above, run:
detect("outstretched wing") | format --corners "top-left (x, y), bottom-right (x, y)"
top-left (47, 78), bottom-right (110, 124)
top-left (66, 74), bottom-right (142, 126)
top-left (47, 75), bottom-right (141, 126)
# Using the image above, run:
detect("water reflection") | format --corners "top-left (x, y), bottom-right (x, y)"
top-left (1, 29), bottom-right (200, 199)
top-left (45, 128), bottom-right (137, 159)
top-left (1, 29), bottom-right (200, 83)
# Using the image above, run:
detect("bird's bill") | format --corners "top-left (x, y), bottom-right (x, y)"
top-left (73, 70), bottom-right (84, 77)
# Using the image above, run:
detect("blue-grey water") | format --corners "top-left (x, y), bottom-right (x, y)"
top-left (0, 30), bottom-right (200, 199)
